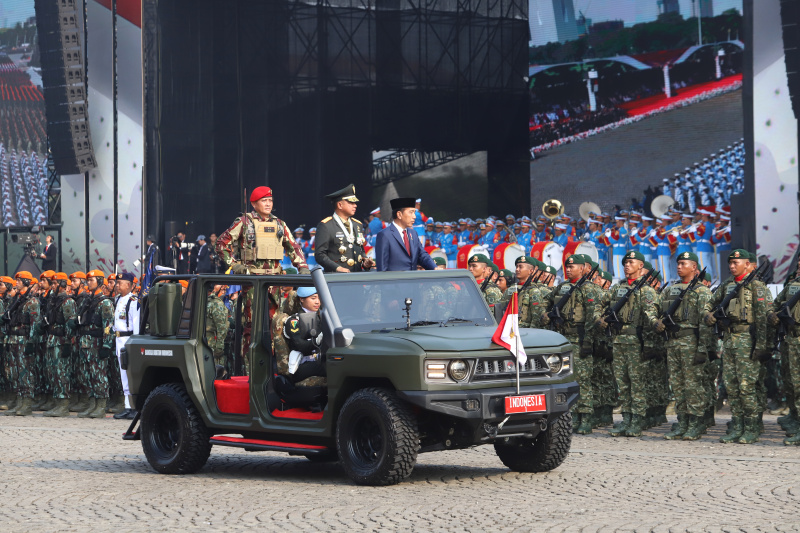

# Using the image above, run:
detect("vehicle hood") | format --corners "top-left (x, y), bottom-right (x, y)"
top-left (373, 326), bottom-right (569, 353)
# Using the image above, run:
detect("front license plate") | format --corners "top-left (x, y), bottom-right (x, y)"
top-left (505, 394), bottom-right (547, 414)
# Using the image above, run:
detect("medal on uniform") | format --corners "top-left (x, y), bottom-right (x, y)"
top-left (341, 255), bottom-right (347, 262)
top-left (348, 244), bottom-right (353, 249)
top-left (358, 255), bottom-right (362, 262)
top-left (347, 259), bottom-right (355, 267)
top-left (339, 245), bottom-right (346, 254)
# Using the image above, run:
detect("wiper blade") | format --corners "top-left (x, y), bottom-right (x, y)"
top-left (443, 317), bottom-right (473, 324)
top-left (408, 320), bottom-right (439, 327)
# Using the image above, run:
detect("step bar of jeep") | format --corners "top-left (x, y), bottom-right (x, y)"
top-left (209, 435), bottom-right (330, 455)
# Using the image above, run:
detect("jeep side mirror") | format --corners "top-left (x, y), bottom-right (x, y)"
top-left (334, 327), bottom-right (354, 348)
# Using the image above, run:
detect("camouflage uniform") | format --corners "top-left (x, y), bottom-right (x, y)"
top-left (0, 295), bottom-right (8, 402)
top-left (33, 291), bottom-right (51, 403)
top-left (70, 291), bottom-right (90, 400)
top-left (658, 281), bottom-right (714, 438)
top-left (480, 280), bottom-right (503, 309)
top-left (519, 284), bottom-right (549, 329)
top-left (771, 279), bottom-right (800, 444)
top-left (708, 275), bottom-right (770, 442)
top-left (216, 210), bottom-right (309, 374)
top-left (11, 291), bottom-right (40, 400)
top-left (205, 293), bottom-right (229, 368)
top-left (43, 292), bottom-right (77, 400)
top-left (542, 277), bottom-right (599, 431)
top-left (604, 280), bottom-right (659, 433)
top-left (76, 291), bottom-right (115, 400)
top-left (590, 286), bottom-right (617, 424)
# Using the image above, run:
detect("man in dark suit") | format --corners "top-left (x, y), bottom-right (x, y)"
top-left (39, 235), bottom-right (57, 271)
top-left (195, 235), bottom-right (211, 273)
top-left (375, 197), bottom-right (436, 271)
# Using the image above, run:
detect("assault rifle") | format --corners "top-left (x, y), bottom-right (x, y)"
top-left (547, 263), bottom-right (598, 328)
top-left (711, 261), bottom-right (768, 339)
top-left (602, 270), bottom-right (658, 338)
top-left (659, 267), bottom-right (706, 340)
top-left (658, 281), bottom-right (670, 295)
top-left (772, 284), bottom-right (800, 352)
top-left (1, 290), bottom-right (31, 326)
top-left (480, 276), bottom-right (491, 292)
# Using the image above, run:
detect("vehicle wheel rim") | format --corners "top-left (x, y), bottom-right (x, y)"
top-left (349, 410), bottom-right (384, 468)
top-left (148, 405), bottom-right (181, 461)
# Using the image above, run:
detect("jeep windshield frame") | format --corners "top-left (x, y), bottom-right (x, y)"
top-left (324, 270), bottom-right (495, 333)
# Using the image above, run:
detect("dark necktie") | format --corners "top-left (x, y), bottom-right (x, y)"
top-left (403, 229), bottom-right (411, 255)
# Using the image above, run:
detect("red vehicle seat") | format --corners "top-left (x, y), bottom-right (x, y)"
top-left (214, 376), bottom-right (250, 414)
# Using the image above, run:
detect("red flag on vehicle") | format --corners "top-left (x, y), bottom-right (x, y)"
top-left (491, 291), bottom-right (527, 365)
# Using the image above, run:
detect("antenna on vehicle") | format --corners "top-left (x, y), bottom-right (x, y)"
top-left (404, 298), bottom-right (413, 330)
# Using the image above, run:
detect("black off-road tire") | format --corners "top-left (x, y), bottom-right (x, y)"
top-left (494, 411), bottom-right (572, 473)
top-left (336, 387), bottom-right (419, 486)
top-left (141, 383), bottom-right (211, 475)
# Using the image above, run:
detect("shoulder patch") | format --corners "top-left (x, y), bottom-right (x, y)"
top-left (351, 218), bottom-right (361, 224)
top-left (321, 217), bottom-right (332, 223)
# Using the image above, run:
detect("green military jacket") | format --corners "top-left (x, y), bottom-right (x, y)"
top-left (709, 276), bottom-right (770, 352)
top-left (602, 279), bottom-right (659, 344)
top-left (205, 293), bottom-right (229, 357)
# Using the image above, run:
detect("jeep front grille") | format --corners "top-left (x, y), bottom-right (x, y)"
top-left (472, 356), bottom-right (547, 381)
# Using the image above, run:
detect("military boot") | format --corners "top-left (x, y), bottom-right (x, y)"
top-left (29, 397), bottom-right (43, 411)
top-left (0, 392), bottom-right (10, 410)
top-left (720, 416), bottom-right (744, 443)
top-left (704, 407), bottom-right (716, 428)
top-left (592, 407), bottom-right (604, 428)
top-left (43, 398), bottom-right (71, 418)
top-left (610, 413), bottom-right (631, 436)
top-left (641, 408), bottom-right (653, 429)
top-left (682, 415), bottom-right (707, 441)
top-left (87, 399), bottom-right (107, 419)
top-left (656, 406), bottom-right (668, 426)
top-left (575, 412), bottom-right (593, 434)
top-left (76, 397), bottom-right (97, 418)
top-left (40, 397), bottom-right (56, 412)
top-left (784, 433), bottom-right (800, 446)
top-left (624, 414), bottom-right (644, 437)
top-left (4, 396), bottom-right (21, 415)
top-left (778, 411), bottom-right (797, 428)
top-left (15, 397), bottom-right (33, 416)
top-left (781, 417), bottom-right (800, 435)
top-left (107, 395), bottom-right (125, 414)
top-left (70, 394), bottom-right (89, 413)
top-left (601, 406), bottom-right (614, 426)
top-left (737, 417), bottom-right (760, 444)
top-left (665, 413), bottom-right (689, 440)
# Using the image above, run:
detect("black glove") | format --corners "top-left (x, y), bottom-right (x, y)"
top-left (693, 350), bottom-right (708, 366)
top-left (98, 345), bottom-right (114, 359)
top-left (24, 342), bottom-right (35, 355)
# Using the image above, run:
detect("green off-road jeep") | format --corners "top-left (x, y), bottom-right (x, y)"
top-left (123, 267), bottom-right (578, 486)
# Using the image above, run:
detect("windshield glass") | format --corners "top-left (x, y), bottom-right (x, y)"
top-left (327, 277), bottom-right (494, 332)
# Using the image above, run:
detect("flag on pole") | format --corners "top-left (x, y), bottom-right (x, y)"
top-left (491, 291), bottom-right (527, 365)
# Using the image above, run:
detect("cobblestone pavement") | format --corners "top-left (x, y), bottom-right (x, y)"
top-left (0, 412), bottom-right (798, 532)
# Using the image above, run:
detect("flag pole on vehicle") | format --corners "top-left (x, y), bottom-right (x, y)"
top-left (492, 291), bottom-right (527, 395)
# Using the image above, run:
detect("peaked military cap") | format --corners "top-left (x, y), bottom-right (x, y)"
top-left (623, 250), bottom-right (645, 263)
top-left (326, 183), bottom-right (359, 203)
top-left (676, 251), bottom-right (699, 264)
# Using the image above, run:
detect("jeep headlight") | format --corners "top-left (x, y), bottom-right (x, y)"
top-left (448, 359), bottom-right (469, 381)
top-left (546, 354), bottom-right (562, 373)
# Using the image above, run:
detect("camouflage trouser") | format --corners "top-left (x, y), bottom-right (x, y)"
top-left (13, 340), bottom-right (36, 398)
top-left (612, 337), bottom-right (647, 416)
top-left (592, 352), bottom-right (617, 407)
top-left (566, 336), bottom-right (592, 414)
top-left (79, 338), bottom-right (109, 399)
top-left (108, 352), bottom-right (123, 398)
top-left (70, 339), bottom-right (88, 396)
top-left (704, 358), bottom-right (721, 413)
top-left (652, 355), bottom-right (670, 407)
top-left (785, 335), bottom-right (800, 416)
top-left (722, 332), bottom-right (762, 417)
top-left (2, 341), bottom-right (17, 395)
top-left (35, 342), bottom-right (48, 397)
top-left (666, 336), bottom-right (708, 417)
top-left (46, 341), bottom-right (72, 399)
top-left (0, 343), bottom-right (7, 394)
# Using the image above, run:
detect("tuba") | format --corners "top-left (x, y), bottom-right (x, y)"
top-left (542, 199), bottom-right (564, 220)
top-left (650, 195), bottom-right (675, 218)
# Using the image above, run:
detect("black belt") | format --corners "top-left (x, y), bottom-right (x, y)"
top-left (115, 331), bottom-right (133, 338)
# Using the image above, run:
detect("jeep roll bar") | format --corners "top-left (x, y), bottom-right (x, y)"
top-left (311, 266), bottom-right (354, 348)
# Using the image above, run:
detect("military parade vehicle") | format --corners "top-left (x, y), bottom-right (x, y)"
top-left (122, 267), bottom-right (578, 486)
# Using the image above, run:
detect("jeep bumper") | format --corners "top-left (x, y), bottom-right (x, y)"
top-left (397, 381), bottom-right (579, 441)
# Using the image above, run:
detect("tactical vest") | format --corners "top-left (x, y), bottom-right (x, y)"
top-left (240, 213), bottom-right (284, 264)
top-left (47, 293), bottom-right (70, 336)
top-left (78, 293), bottom-right (108, 336)
top-left (787, 283), bottom-right (800, 323)
top-left (660, 283), bottom-right (702, 326)
top-left (554, 282), bottom-right (585, 324)
top-left (723, 281), bottom-right (755, 324)
top-left (610, 284), bottom-right (643, 325)
top-left (9, 293), bottom-right (32, 330)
